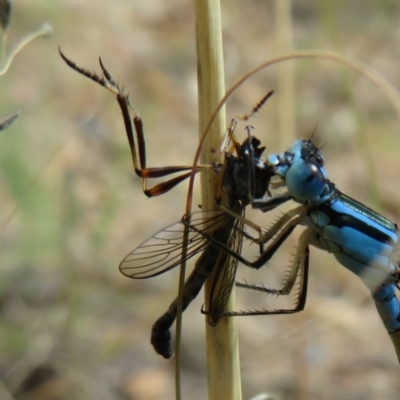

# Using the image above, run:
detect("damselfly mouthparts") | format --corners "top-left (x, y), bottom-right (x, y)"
top-left (60, 49), bottom-right (282, 358)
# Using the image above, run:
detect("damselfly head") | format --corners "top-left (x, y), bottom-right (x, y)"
top-left (266, 139), bottom-right (332, 204)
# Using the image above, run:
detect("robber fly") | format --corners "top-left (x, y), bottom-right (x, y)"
top-left (59, 49), bottom-right (285, 358)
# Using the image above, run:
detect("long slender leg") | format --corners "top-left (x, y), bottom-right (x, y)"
top-left (252, 193), bottom-right (292, 212)
top-left (185, 206), bottom-right (306, 270)
top-left (214, 228), bottom-right (312, 317)
top-left (239, 205), bottom-right (307, 254)
top-left (218, 205), bottom-right (263, 237)
top-left (59, 49), bottom-right (211, 197)
top-left (237, 228), bottom-right (314, 295)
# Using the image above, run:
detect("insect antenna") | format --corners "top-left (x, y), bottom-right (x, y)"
top-left (236, 90), bottom-right (275, 122)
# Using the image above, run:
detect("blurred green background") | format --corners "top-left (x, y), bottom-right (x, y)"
top-left (1, 1), bottom-right (400, 399)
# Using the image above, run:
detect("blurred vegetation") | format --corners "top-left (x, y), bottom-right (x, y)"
top-left (1, 1), bottom-right (400, 399)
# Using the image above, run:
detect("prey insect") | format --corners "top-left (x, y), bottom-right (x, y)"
top-left (59, 49), bottom-right (285, 358)
top-left (132, 133), bottom-right (279, 359)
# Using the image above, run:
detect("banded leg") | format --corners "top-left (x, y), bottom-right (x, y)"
top-left (221, 91), bottom-right (275, 156)
top-left (59, 49), bottom-right (211, 197)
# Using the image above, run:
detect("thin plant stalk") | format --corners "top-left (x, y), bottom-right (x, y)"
top-left (175, 239), bottom-right (188, 400)
top-left (193, 1), bottom-right (242, 399)
top-left (0, 22), bottom-right (52, 75)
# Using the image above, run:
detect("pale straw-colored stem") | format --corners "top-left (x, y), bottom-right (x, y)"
top-left (0, 23), bottom-right (52, 76)
top-left (193, 1), bottom-right (242, 399)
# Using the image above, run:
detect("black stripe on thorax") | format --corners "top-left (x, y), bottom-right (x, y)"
top-left (316, 191), bottom-right (397, 246)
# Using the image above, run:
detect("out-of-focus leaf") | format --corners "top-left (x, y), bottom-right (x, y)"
top-left (0, 110), bottom-right (20, 131)
top-left (0, 0), bottom-right (11, 31)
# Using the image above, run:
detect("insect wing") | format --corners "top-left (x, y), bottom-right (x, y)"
top-left (205, 211), bottom-right (245, 325)
top-left (119, 211), bottom-right (227, 279)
